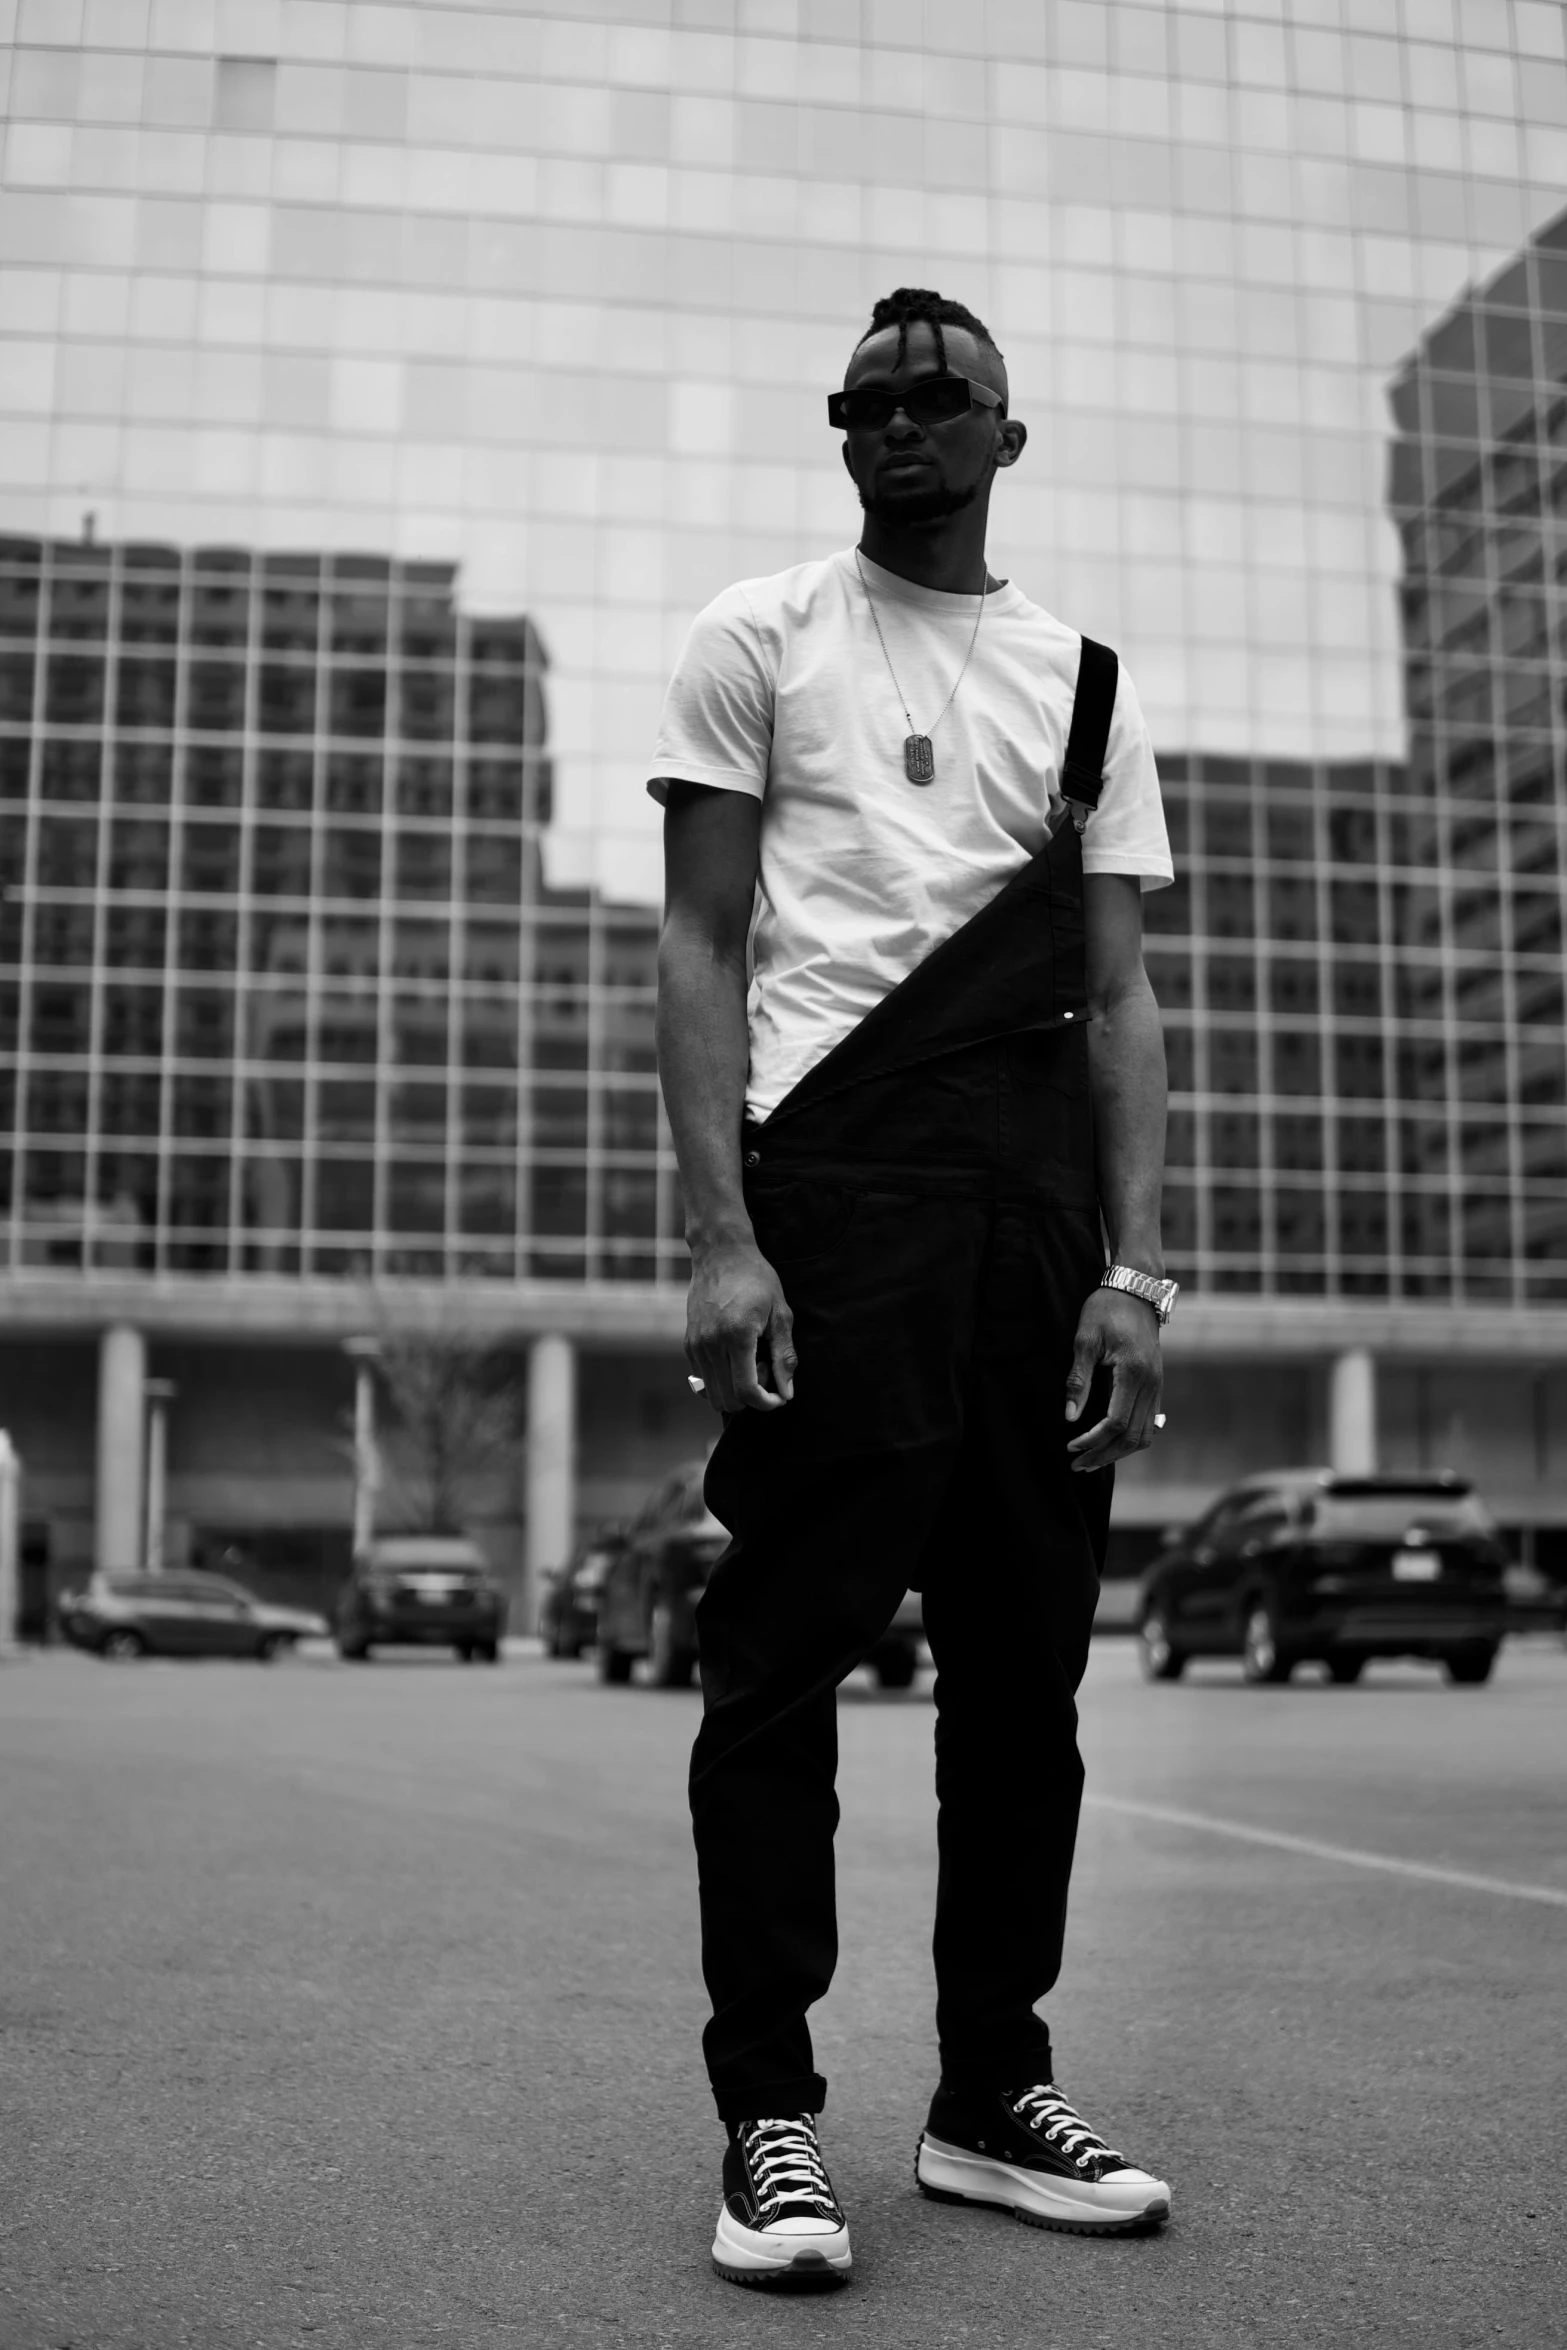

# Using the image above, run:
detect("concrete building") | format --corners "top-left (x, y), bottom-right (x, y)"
top-left (5, 514), bottom-right (1566, 1634)
top-left (3, 11), bottom-right (1567, 1631)
top-left (0, 529), bottom-right (675, 1630)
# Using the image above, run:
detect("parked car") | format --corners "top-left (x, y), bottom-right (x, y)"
top-left (597, 1464), bottom-right (729, 1687)
top-left (594, 1466), bottom-right (927, 1691)
top-left (335, 1533), bottom-right (506, 1662)
top-left (541, 1530), bottom-right (626, 1660)
top-left (1136, 1471), bottom-right (1508, 1686)
top-left (56, 1573), bottom-right (328, 1661)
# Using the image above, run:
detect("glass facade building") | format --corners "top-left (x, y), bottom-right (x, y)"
top-left (1, 4), bottom-right (1565, 1598)
top-left (1387, 201), bottom-right (1567, 1303)
top-left (0, 1), bottom-right (1564, 1315)
top-left (0, 530), bottom-right (669, 1283)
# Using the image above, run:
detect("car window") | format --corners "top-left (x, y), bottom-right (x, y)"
top-left (1210, 1493), bottom-right (1291, 1553)
top-left (1188, 1494), bottom-right (1258, 1549)
top-left (1307, 1493), bottom-right (1497, 1542)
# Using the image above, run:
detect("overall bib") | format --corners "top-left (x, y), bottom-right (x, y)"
top-left (690, 642), bottom-right (1122, 2125)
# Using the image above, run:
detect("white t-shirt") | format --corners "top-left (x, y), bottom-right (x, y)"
top-left (649, 547), bottom-right (1172, 1122)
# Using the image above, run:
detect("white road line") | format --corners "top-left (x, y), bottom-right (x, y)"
top-left (1084, 1793), bottom-right (1567, 1911)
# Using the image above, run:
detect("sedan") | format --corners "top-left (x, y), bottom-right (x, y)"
top-left (58, 1573), bottom-right (328, 1661)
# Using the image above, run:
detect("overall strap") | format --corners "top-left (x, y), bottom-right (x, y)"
top-left (1061, 635), bottom-right (1119, 810)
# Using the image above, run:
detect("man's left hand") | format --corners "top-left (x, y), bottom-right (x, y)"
top-left (1064, 1288), bottom-right (1163, 1472)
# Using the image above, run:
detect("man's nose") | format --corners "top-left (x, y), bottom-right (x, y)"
top-left (883, 403), bottom-right (926, 442)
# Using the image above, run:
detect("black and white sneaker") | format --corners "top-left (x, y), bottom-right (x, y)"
top-left (916, 2078), bottom-right (1171, 2235)
top-left (712, 2114), bottom-right (852, 2288)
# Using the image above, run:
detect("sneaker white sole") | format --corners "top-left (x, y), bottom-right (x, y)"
top-left (711, 2203), bottom-right (852, 2288)
top-left (916, 2132), bottom-right (1171, 2235)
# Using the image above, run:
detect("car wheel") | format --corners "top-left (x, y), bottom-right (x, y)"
top-left (648, 1603), bottom-right (697, 1688)
top-left (256, 1633), bottom-right (287, 1663)
top-left (1443, 1643), bottom-right (1497, 1686)
top-left (336, 1638), bottom-right (371, 1662)
top-left (473, 1639), bottom-right (500, 1664)
top-left (872, 1641), bottom-right (918, 1690)
top-left (1241, 1600), bottom-right (1295, 1685)
top-left (1325, 1652), bottom-right (1364, 1685)
top-left (1137, 1607), bottom-right (1186, 1682)
top-left (100, 1628), bottom-right (147, 1661)
top-left (455, 1642), bottom-right (474, 1662)
top-left (597, 1643), bottom-right (635, 1685)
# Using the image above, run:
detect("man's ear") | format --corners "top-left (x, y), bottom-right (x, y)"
top-left (994, 418), bottom-right (1028, 471)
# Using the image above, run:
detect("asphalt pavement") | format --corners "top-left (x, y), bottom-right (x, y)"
top-left (2, 1634), bottom-right (1563, 2350)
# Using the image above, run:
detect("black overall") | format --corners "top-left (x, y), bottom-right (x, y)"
top-left (690, 642), bottom-right (1121, 2125)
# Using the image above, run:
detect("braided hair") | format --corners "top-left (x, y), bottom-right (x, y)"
top-left (855, 287), bottom-right (1003, 376)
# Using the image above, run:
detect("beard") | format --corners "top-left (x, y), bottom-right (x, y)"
top-left (858, 475), bottom-right (979, 528)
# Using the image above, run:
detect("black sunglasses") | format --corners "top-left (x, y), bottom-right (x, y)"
top-left (827, 374), bottom-right (1005, 433)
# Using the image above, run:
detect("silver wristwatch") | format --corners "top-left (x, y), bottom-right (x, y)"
top-left (1099, 1264), bottom-right (1179, 1325)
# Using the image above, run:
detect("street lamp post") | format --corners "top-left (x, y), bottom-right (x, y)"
top-left (344, 1339), bottom-right (382, 1561)
top-left (143, 1380), bottom-right (177, 1573)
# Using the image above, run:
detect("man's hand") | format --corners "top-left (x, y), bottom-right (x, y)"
top-left (1064, 1287), bottom-right (1162, 1471)
top-left (686, 1238), bottom-right (797, 1414)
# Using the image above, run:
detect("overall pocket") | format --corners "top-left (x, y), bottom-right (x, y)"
top-left (746, 1177), bottom-right (862, 1272)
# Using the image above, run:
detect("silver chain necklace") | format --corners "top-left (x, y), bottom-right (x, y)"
top-left (855, 550), bottom-right (986, 785)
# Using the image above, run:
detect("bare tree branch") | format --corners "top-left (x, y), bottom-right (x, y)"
top-left (368, 1326), bottom-right (521, 1534)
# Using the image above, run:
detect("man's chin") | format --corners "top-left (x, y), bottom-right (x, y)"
top-left (860, 480), bottom-right (978, 529)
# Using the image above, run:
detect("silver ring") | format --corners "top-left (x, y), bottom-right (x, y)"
top-left (687, 1375), bottom-right (706, 1395)
top-left (1153, 1412), bottom-right (1167, 1430)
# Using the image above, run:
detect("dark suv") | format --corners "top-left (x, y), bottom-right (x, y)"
top-left (335, 1534), bottom-right (506, 1662)
top-left (1137, 1471), bottom-right (1507, 1687)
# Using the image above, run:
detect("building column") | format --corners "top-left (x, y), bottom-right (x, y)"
top-left (1329, 1345), bottom-right (1377, 1475)
top-left (143, 1379), bottom-right (176, 1573)
top-left (96, 1324), bottom-right (146, 1574)
top-left (525, 1333), bottom-right (576, 1636)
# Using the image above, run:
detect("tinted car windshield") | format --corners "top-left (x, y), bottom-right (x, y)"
top-left (1307, 1493), bottom-right (1496, 1541)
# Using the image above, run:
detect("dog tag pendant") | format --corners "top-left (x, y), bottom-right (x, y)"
top-left (903, 734), bottom-right (935, 784)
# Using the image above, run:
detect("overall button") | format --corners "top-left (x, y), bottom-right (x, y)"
top-left (743, 1150), bottom-right (761, 1168)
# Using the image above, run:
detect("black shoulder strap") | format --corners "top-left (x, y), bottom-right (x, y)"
top-left (1060, 635), bottom-right (1119, 811)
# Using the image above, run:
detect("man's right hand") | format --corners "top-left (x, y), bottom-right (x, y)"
top-left (685, 1238), bottom-right (796, 1413)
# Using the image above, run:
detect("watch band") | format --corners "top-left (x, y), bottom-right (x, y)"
top-left (1099, 1263), bottom-right (1179, 1325)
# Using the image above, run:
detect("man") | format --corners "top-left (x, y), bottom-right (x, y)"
top-left (650, 287), bottom-right (1177, 2290)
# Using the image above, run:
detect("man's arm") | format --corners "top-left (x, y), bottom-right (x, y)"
top-left (1065, 872), bottom-right (1168, 1471)
top-left (656, 782), bottom-right (796, 1414)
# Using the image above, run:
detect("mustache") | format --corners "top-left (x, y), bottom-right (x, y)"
top-left (858, 477), bottom-right (979, 527)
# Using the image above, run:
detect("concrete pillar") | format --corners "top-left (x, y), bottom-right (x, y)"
top-left (96, 1324), bottom-right (146, 1574)
top-left (143, 1379), bottom-right (176, 1573)
top-left (1329, 1346), bottom-right (1377, 1476)
top-left (0, 1430), bottom-right (19, 1654)
top-left (525, 1333), bottom-right (576, 1636)
top-left (344, 1338), bottom-right (382, 1559)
